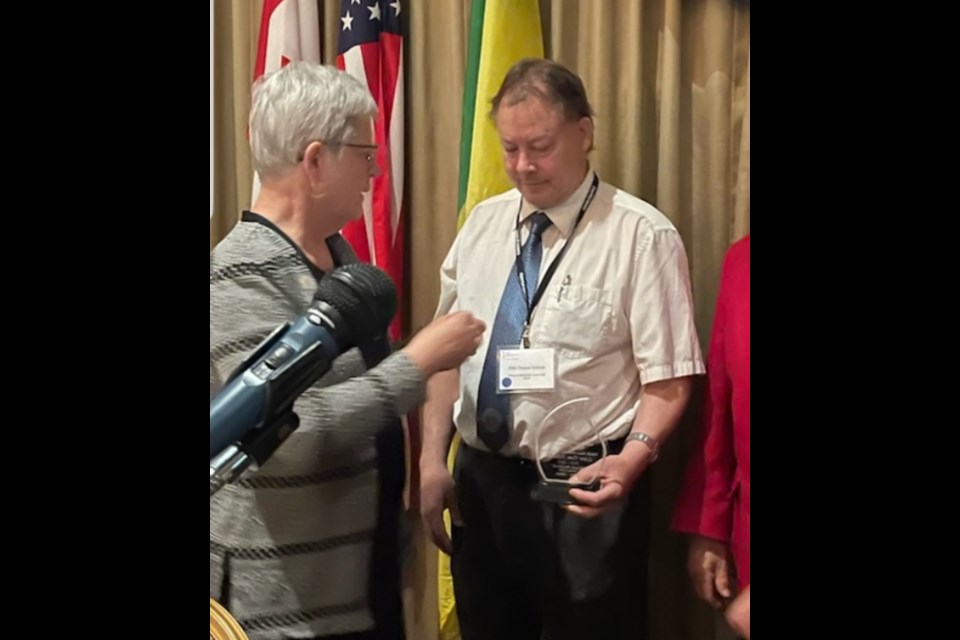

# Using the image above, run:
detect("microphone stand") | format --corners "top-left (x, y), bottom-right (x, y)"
top-left (210, 409), bottom-right (300, 497)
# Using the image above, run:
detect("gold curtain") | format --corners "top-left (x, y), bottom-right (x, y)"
top-left (212, 2), bottom-right (750, 639)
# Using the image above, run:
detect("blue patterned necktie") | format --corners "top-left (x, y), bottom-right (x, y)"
top-left (476, 211), bottom-right (553, 452)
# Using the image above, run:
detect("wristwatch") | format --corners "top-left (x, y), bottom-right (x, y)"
top-left (625, 432), bottom-right (660, 462)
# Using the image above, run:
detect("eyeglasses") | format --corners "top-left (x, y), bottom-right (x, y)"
top-left (298, 141), bottom-right (378, 163)
top-left (339, 142), bottom-right (378, 164)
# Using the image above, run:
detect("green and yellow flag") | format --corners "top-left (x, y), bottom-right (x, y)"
top-left (441, 2), bottom-right (543, 638)
top-left (455, 0), bottom-right (544, 230)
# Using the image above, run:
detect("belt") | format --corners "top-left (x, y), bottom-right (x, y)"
top-left (459, 436), bottom-right (627, 482)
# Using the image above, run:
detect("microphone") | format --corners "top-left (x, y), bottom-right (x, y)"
top-left (210, 263), bottom-right (396, 493)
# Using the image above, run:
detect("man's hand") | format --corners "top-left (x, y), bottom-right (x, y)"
top-left (565, 442), bottom-right (650, 517)
top-left (687, 535), bottom-right (732, 608)
top-left (419, 463), bottom-right (462, 555)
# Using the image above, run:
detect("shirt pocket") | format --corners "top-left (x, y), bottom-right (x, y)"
top-left (537, 284), bottom-right (616, 356)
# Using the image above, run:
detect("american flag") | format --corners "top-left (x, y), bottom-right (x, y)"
top-left (336, 0), bottom-right (405, 341)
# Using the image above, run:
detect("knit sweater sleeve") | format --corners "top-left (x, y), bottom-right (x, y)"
top-left (210, 226), bottom-right (427, 448)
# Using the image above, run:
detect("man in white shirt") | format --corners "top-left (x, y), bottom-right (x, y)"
top-left (420, 58), bottom-right (705, 640)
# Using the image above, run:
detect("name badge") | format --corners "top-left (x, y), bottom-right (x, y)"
top-left (497, 347), bottom-right (556, 393)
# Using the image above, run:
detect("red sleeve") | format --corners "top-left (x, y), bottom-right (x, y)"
top-left (670, 247), bottom-right (737, 542)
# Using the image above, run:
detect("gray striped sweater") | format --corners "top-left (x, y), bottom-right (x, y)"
top-left (210, 218), bottom-right (424, 639)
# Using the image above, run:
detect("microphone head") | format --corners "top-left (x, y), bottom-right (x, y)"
top-left (314, 263), bottom-right (397, 344)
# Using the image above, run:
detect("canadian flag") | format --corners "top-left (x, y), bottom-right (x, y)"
top-left (250, 0), bottom-right (321, 203)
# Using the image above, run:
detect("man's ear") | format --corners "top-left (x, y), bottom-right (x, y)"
top-left (578, 116), bottom-right (594, 153)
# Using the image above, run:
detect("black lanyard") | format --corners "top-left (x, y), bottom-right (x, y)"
top-left (514, 172), bottom-right (599, 347)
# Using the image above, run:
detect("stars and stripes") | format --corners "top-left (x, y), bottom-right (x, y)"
top-left (337, 0), bottom-right (405, 341)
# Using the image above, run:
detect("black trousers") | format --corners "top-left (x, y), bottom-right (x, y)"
top-left (450, 442), bottom-right (650, 640)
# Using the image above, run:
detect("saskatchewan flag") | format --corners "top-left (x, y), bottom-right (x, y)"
top-left (440, 2), bottom-right (543, 639)
top-left (455, 0), bottom-right (544, 230)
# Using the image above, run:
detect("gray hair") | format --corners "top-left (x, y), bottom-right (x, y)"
top-left (249, 61), bottom-right (377, 179)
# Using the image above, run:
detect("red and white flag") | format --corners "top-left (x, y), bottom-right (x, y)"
top-left (336, 0), bottom-right (405, 341)
top-left (251, 0), bottom-right (321, 203)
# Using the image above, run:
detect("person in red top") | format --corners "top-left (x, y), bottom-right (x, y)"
top-left (672, 235), bottom-right (750, 631)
